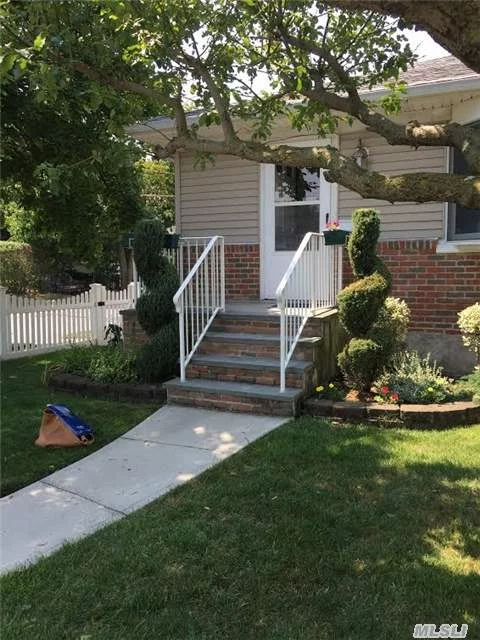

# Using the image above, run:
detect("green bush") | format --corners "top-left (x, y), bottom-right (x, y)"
top-left (337, 208), bottom-right (392, 389)
top-left (87, 346), bottom-right (137, 384)
top-left (136, 322), bottom-right (179, 383)
top-left (51, 344), bottom-right (138, 383)
top-left (456, 369), bottom-right (480, 403)
top-left (457, 302), bottom-right (480, 367)
top-left (56, 344), bottom-right (104, 376)
top-left (134, 218), bottom-right (180, 381)
top-left (369, 297), bottom-right (410, 362)
top-left (135, 261), bottom-right (179, 336)
top-left (0, 241), bottom-right (38, 295)
top-left (134, 219), bottom-right (165, 288)
top-left (338, 338), bottom-right (382, 391)
top-left (347, 208), bottom-right (381, 277)
top-left (374, 351), bottom-right (452, 404)
top-left (337, 272), bottom-right (389, 336)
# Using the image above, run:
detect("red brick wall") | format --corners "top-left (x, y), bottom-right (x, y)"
top-left (343, 239), bottom-right (480, 334)
top-left (225, 244), bottom-right (260, 300)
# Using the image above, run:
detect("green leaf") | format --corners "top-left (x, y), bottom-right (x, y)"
top-left (0, 52), bottom-right (17, 75)
top-left (33, 33), bottom-right (46, 51)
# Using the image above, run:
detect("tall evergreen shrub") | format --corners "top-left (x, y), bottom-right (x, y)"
top-left (134, 219), bottom-right (180, 382)
top-left (337, 209), bottom-right (391, 390)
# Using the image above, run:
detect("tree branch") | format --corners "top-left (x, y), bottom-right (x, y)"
top-left (154, 135), bottom-right (480, 208)
top-left (276, 29), bottom-right (480, 172)
top-left (68, 60), bottom-right (176, 109)
top-left (321, 0), bottom-right (480, 73)
top-left (182, 52), bottom-right (237, 143)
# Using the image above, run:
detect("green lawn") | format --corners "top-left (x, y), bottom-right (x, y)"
top-left (2, 418), bottom-right (479, 640)
top-left (1, 353), bottom-right (158, 496)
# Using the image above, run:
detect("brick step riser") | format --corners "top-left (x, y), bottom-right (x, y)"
top-left (198, 340), bottom-right (315, 361)
top-left (212, 319), bottom-right (280, 335)
top-left (187, 363), bottom-right (306, 389)
top-left (167, 390), bottom-right (297, 416)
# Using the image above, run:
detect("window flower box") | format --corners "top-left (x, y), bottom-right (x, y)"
top-left (322, 228), bottom-right (350, 245)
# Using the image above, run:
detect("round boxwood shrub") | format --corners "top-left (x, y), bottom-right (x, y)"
top-left (134, 219), bottom-right (180, 382)
top-left (337, 208), bottom-right (392, 390)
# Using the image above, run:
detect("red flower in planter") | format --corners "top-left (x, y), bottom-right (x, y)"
top-left (380, 386), bottom-right (389, 396)
top-left (390, 392), bottom-right (399, 403)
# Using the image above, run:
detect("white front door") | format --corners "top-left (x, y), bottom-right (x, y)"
top-left (261, 162), bottom-right (335, 298)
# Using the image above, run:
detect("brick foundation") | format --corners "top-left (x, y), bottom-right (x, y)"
top-left (224, 244), bottom-right (260, 300)
top-left (343, 239), bottom-right (480, 334)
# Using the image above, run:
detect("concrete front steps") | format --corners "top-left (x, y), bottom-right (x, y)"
top-left (165, 309), bottom-right (329, 416)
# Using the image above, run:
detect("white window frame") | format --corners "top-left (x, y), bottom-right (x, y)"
top-left (438, 115), bottom-right (480, 253)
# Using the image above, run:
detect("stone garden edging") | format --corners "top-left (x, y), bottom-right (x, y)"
top-left (304, 398), bottom-right (480, 428)
top-left (48, 372), bottom-right (167, 404)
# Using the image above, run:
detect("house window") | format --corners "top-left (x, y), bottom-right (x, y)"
top-left (274, 166), bottom-right (321, 250)
top-left (447, 122), bottom-right (480, 241)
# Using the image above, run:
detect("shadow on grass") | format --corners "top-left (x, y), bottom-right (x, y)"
top-left (1, 418), bottom-right (479, 640)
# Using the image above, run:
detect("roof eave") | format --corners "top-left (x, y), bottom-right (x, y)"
top-left (127, 75), bottom-right (480, 137)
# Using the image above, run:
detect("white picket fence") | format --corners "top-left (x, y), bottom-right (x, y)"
top-left (0, 282), bottom-right (139, 360)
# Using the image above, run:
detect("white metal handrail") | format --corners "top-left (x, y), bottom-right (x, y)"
top-left (276, 232), bottom-right (343, 392)
top-left (173, 236), bottom-right (225, 381)
top-left (133, 236), bottom-right (213, 305)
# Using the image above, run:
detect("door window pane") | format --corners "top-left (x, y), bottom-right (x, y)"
top-left (275, 204), bottom-right (319, 250)
top-left (275, 166), bottom-right (320, 202)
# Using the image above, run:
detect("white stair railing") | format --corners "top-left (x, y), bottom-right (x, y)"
top-left (132, 236), bottom-right (212, 305)
top-left (173, 236), bottom-right (225, 381)
top-left (276, 232), bottom-right (343, 392)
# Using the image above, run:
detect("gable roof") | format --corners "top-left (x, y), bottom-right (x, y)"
top-left (398, 55), bottom-right (479, 87)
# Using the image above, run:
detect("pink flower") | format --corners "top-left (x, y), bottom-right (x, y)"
top-left (380, 386), bottom-right (389, 396)
top-left (390, 392), bottom-right (399, 403)
top-left (326, 220), bottom-right (340, 230)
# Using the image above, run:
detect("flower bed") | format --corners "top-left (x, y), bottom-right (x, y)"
top-left (48, 371), bottom-right (166, 403)
top-left (308, 367), bottom-right (480, 428)
top-left (304, 397), bottom-right (480, 428)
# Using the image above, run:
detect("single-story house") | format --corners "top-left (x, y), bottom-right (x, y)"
top-left (128, 56), bottom-right (480, 407)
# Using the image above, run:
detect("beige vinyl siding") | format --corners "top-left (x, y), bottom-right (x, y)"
top-left (178, 154), bottom-right (260, 243)
top-left (338, 131), bottom-right (447, 240)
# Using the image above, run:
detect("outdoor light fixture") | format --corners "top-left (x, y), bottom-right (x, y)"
top-left (352, 138), bottom-right (369, 169)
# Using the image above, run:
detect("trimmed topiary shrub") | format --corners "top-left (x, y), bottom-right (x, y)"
top-left (134, 219), bottom-right (165, 288)
top-left (338, 338), bottom-right (382, 391)
top-left (337, 272), bottom-right (389, 336)
top-left (134, 219), bottom-right (180, 382)
top-left (136, 322), bottom-right (180, 383)
top-left (337, 208), bottom-right (392, 390)
top-left (135, 262), bottom-right (179, 334)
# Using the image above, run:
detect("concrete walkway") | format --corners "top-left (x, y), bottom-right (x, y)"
top-left (0, 406), bottom-right (285, 574)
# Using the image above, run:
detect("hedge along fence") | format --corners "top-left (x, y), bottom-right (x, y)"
top-left (337, 209), bottom-right (393, 390)
top-left (0, 241), bottom-right (38, 295)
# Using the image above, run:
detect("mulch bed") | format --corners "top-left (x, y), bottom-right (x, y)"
top-left (48, 372), bottom-right (167, 404)
top-left (304, 397), bottom-right (480, 428)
